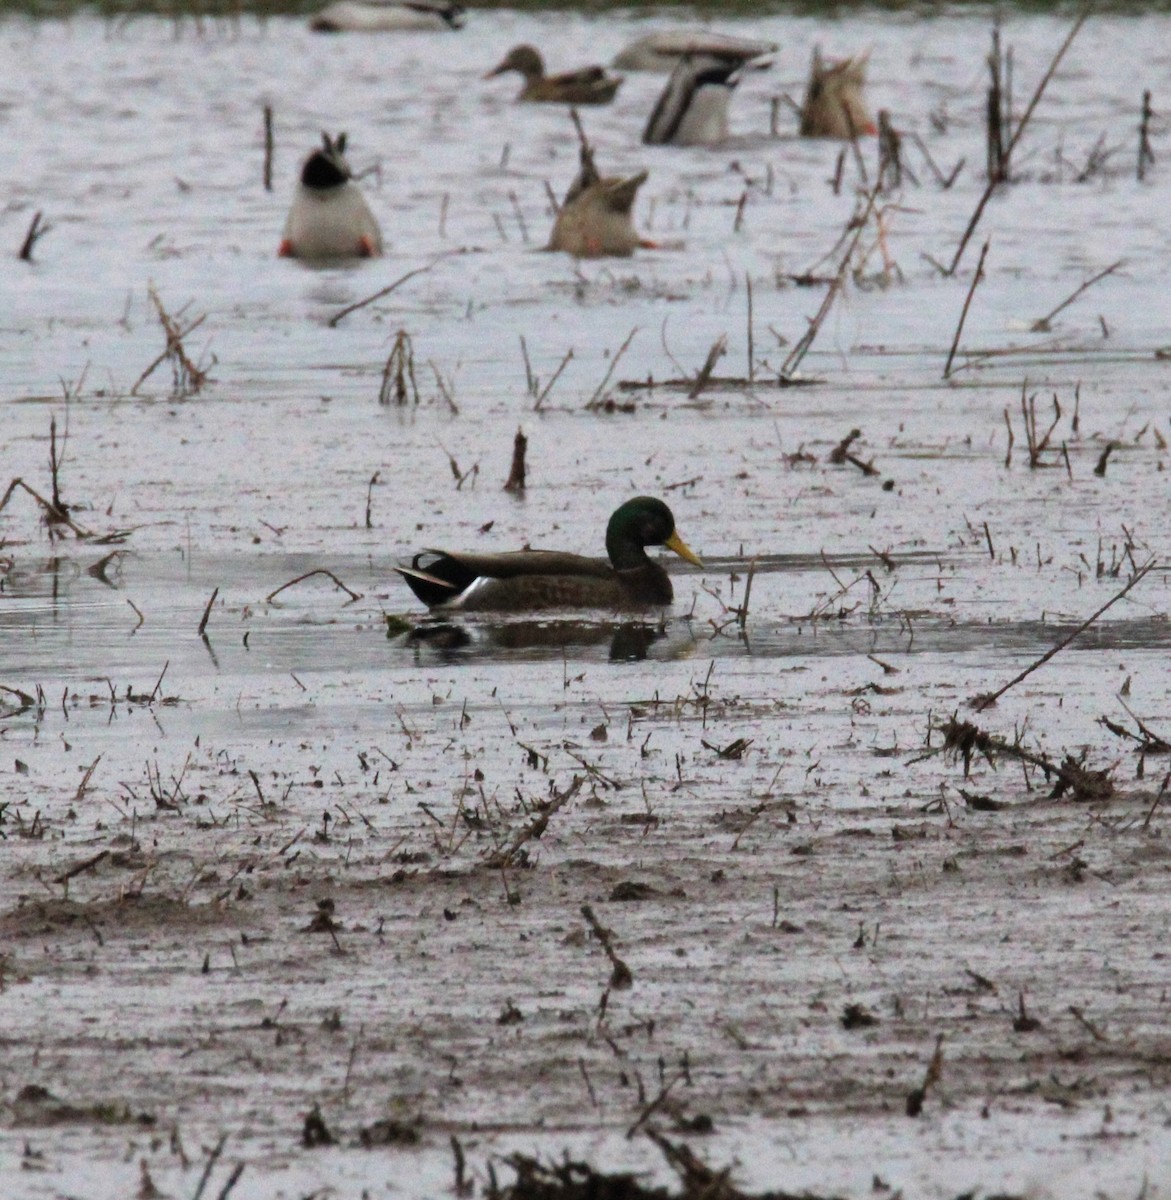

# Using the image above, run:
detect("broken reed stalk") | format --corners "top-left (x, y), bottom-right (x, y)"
top-left (745, 272), bottom-right (754, 382)
top-left (263, 104), bottom-right (274, 192)
top-left (328, 249), bottom-right (468, 328)
top-left (580, 902), bottom-right (632, 989)
top-left (0, 478), bottom-right (92, 538)
top-left (586, 327), bottom-right (638, 409)
top-left (519, 335), bottom-right (536, 396)
top-left (379, 330), bottom-right (419, 405)
top-left (947, 7), bottom-right (1090, 276)
top-left (533, 347), bottom-right (573, 411)
top-left (936, 716), bottom-right (1114, 803)
top-left (507, 190), bottom-right (529, 243)
top-left (877, 110), bottom-right (902, 189)
top-left (266, 569), bottom-right (362, 604)
top-left (365, 470), bottom-right (379, 528)
top-left (688, 335), bottom-right (726, 400)
top-left (48, 415), bottom-right (66, 516)
top-left (1138, 90), bottom-right (1155, 181)
top-left (738, 556), bottom-right (757, 630)
top-left (1030, 259), bottom-right (1124, 332)
top-left (986, 25), bottom-right (1008, 184)
top-left (132, 288), bottom-right (210, 397)
top-left (503, 427), bottom-right (527, 493)
top-left (484, 776), bottom-right (581, 869)
top-left (943, 239), bottom-right (990, 379)
top-left (781, 182), bottom-right (881, 381)
top-left (197, 586), bottom-right (219, 636)
top-left (18, 210), bottom-right (50, 261)
top-left (972, 557), bottom-right (1155, 710)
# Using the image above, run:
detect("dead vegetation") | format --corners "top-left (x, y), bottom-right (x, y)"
top-left (132, 286), bottom-right (213, 397)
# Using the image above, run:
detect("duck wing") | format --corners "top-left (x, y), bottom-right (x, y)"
top-left (549, 65), bottom-right (609, 87)
top-left (397, 549), bottom-right (612, 608)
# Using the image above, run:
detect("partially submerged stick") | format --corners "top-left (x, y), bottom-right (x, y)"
top-left (328, 249), bottom-right (469, 328)
top-left (946, 7), bottom-right (1091, 275)
top-left (972, 557), bottom-right (1156, 710)
top-left (943, 239), bottom-right (990, 379)
top-left (266, 569), bottom-right (362, 604)
top-left (503, 427), bottom-right (527, 493)
top-left (1030, 259), bottom-right (1124, 332)
top-left (18, 211), bottom-right (50, 262)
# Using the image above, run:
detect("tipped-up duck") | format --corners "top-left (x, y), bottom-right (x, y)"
top-left (799, 48), bottom-right (876, 139)
top-left (279, 133), bottom-right (383, 261)
top-left (643, 51), bottom-right (771, 146)
top-left (548, 138), bottom-right (650, 258)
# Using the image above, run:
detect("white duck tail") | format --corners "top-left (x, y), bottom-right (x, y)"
top-left (279, 133), bottom-right (383, 260)
top-left (643, 53), bottom-right (770, 147)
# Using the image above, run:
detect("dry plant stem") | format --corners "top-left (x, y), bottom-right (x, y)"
top-left (54, 848), bottom-right (110, 886)
top-left (484, 776), bottom-right (581, 869)
top-left (503, 427), bottom-right (527, 493)
top-left (1031, 259), bottom-right (1124, 331)
top-left (586, 327), bottom-right (638, 409)
top-left (132, 289), bottom-right (209, 396)
top-left (625, 1073), bottom-right (682, 1139)
top-left (745, 272), bottom-right (754, 382)
top-left (266, 569), bottom-right (363, 604)
top-left (0, 478), bottom-right (92, 538)
top-left (327, 249), bottom-right (467, 328)
top-left (580, 903), bottom-right (632, 989)
top-left (534, 348), bottom-right (573, 411)
top-left (198, 586), bottom-right (219, 636)
top-left (215, 1162), bottom-right (245, 1200)
top-left (943, 239), bottom-right (990, 379)
top-left (1138, 90), bottom-right (1155, 181)
top-left (19, 210), bottom-right (50, 261)
top-left (973, 557), bottom-right (1155, 710)
top-left (947, 7), bottom-right (1090, 275)
top-left (263, 104), bottom-right (274, 192)
top-left (192, 1134), bottom-right (229, 1200)
top-left (782, 184), bottom-right (880, 380)
top-left (688, 336), bottom-right (726, 400)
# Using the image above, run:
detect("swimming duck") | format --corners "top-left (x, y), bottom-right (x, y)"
top-left (643, 52), bottom-right (769, 146)
top-left (309, 0), bottom-right (464, 32)
top-left (613, 29), bottom-right (778, 73)
top-left (799, 48), bottom-right (877, 139)
top-left (279, 133), bottom-right (383, 260)
top-left (548, 140), bottom-right (650, 258)
top-left (485, 45), bottom-right (622, 105)
top-left (396, 497), bottom-right (702, 612)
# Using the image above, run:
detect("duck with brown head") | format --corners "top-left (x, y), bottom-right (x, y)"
top-left (485, 44), bottom-right (623, 105)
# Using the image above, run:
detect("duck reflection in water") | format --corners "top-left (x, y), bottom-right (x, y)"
top-left (402, 619), bottom-right (665, 662)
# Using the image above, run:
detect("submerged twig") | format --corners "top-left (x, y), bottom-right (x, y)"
top-left (328, 249), bottom-right (469, 328)
top-left (943, 239), bottom-right (990, 378)
top-left (972, 557), bottom-right (1155, 710)
top-left (266, 569), bottom-right (363, 604)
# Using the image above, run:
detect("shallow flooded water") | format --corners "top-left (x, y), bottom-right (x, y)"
top-left (2, 6), bottom-right (1171, 1199)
